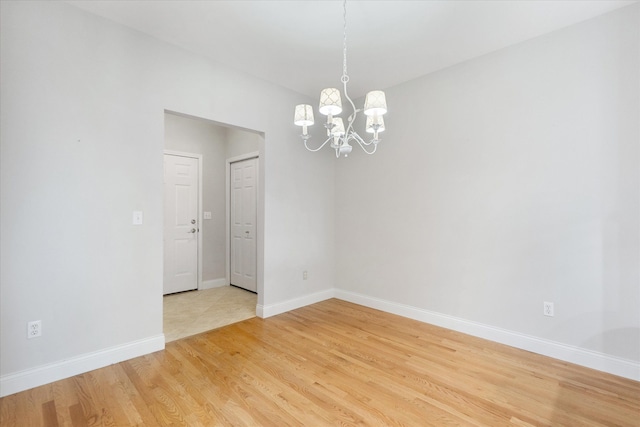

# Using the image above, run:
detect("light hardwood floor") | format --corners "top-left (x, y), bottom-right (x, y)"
top-left (1, 299), bottom-right (638, 426)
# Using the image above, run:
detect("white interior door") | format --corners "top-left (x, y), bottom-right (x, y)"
top-left (230, 158), bottom-right (257, 292)
top-left (164, 154), bottom-right (199, 295)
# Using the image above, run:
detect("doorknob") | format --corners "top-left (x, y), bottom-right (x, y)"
top-left (189, 228), bottom-right (196, 233)
top-left (191, 219), bottom-right (196, 224)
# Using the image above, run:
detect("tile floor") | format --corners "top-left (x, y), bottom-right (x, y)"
top-left (163, 285), bottom-right (257, 342)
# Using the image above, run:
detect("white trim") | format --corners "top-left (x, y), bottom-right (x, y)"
top-left (163, 150), bottom-right (203, 292)
top-left (227, 151), bottom-right (259, 165)
top-left (200, 278), bottom-right (228, 290)
top-left (256, 289), bottom-right (334, 318)
top-left (226, 152), bottom-right (260, 291)
top-left (0, 335), bottom-right (165, 397)
top-left (334, 289), bottom-right (640, 381)
top-left (4, 289), bottom-right (636, 397)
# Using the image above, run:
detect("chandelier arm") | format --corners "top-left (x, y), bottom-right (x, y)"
top-left (348, 132), bottom-right (377, 154)
top-left (304, 136), bottom-right (333, 152)
top-left (346, 131), bottom-right (364, 146)
top-left (354, 137), bottom-right (378, 155)
top-left (343, 79), bottom-right (358, 137)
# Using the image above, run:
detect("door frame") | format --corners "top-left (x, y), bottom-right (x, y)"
top-left (226, 151), bottom-right (260, 289)
top-left (164, 149), bottom-right (203, 291)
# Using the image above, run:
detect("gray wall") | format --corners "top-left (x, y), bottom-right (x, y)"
top-left (0, 0), bottom-right (336, 393)
top-left (336, 4), bottom-right (639, 362)
top-left (226, 127), bottom-right (261, 160)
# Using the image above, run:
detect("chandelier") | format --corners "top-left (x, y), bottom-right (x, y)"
top-left (293, 0), bottom-right (387, 158)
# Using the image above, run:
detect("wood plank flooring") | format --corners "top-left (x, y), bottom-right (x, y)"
top-left (1, 299), bottom-right (639, 426)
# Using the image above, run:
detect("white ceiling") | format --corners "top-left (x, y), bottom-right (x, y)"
top-left (67, 0), bottom-right (636, 98)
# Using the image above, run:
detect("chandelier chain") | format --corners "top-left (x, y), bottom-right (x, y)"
top-left (342, 0), bottom-right (348, 82)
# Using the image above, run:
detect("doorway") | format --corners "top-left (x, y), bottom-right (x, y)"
top-left (163, 111), bottom-right (262, 341)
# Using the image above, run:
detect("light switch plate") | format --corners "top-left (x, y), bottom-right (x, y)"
top-left (132, 211), bottom-right (143, 225)
top-left (204, 212), bottom-right (212, 220)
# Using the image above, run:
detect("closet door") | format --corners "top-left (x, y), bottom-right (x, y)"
top-left (230, 158), bottom-right (257, 292)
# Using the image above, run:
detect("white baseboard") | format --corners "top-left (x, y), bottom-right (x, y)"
top-left (257, 289), bottom-right (334, 318)
top-left (0, 334), bottom-right (165, 397)
top-left (3, 289), bottom-right (637, 397)
top-left (200, 278), bottom-right (227, 290)
top-left (334, 289), bottom-right (640, 381)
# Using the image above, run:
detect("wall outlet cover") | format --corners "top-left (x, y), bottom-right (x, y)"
top-left (27, 320), bottom-right (42, 338)
top-left (132, 211), bottom-right (143, 225)
top-left (544, 302), bottom-right (554, 317)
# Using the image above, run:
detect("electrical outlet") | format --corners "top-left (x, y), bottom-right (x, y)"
top-left (27, 320), bottom-right (42, 338)
top-left (543, 302), bottom-right (554, 317)
top-left (303, 270), bottom-right (308, 280)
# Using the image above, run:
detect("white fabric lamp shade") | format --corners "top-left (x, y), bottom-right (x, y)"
top-left (294, 104), bottom-right (314, 126)
top-left (366, 115), bottom-right (385, 133)
top-left (363, 90), bottom-right (387, 116)
top-left (319, 88), bottom-right (343, 116)
top-left (331, 117), bottom-right (346, 136)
